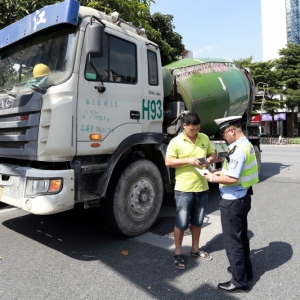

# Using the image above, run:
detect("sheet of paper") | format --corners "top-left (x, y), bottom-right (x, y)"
top-left (195, 168), bottom-right (208, 176)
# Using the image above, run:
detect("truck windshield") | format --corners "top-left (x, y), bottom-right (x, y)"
top-left (0, 29), bottom-right (77, 92)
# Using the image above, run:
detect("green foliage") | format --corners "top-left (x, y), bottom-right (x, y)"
top-left (147, 13), bottom-right (184, 65)
top-left (87, 0), bottom-right (152, 28)
top-left (234, 57), bottom-right (279, 96)
top-left (234, 57), bottom-right (284, 118)
top-left (0, 0), bottom-right (59, 29)
top-left (276, 43), bottom-right (300, 134)
top-left (87, 2), bottom-right (184, 65)
top-left (233, 56), bottom-right (253, 68)
top-left (276, 43), bottom-right (300, 89)
top-left (284, 88), bottom-right (300, 135)
top-left (289, 137), bottom-right (300, 144)
top-left (285, 88), bottom-right (300, 109)
top-left (0, 0), bottom-right (184, 65)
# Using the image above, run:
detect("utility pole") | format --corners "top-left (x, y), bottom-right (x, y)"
top-left (256, 82), bottom-right (269, 134)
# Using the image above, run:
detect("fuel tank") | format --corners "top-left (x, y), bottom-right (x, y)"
top-left (164, 58), bottom-right (252, 137)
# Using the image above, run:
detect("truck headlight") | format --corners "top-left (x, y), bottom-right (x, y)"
top-left (25, 178), bottom-right (63, 197)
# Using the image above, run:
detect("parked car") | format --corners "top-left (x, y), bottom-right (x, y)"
top-left (260, 133), bottom-right (271, 137)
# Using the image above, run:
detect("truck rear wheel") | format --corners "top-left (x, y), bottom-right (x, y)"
top-left (102, 158), bottom-right (163, 237)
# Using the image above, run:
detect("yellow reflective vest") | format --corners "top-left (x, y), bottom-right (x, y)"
top-left (220, 141), bottom-right (259, 188)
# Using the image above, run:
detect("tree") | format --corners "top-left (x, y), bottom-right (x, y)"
top-left (285, 88), bottom-right (300, 135)
top-left (234, 57), bottom-right (285, 134)
top-left (276, 43), bottom-right (300, 136)
top-left (234, 57), bottom-right (280, 98)
top-left (87, 0), bottom-right (153, 29)
top-left (147, 13), bottom-right (184, 65)
top-left (87, 2), bottom-right (184, 65)
top-left (233, 56), bottom-right (253, 68)
top-left (0, 0), bottom-right (184, 65)
top-left (0, 1), bottom-right (152, 29)
top-left (0, 0), bottom-right (58, 29)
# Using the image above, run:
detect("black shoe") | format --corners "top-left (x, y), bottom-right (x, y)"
top-left (218, 281), bottom-right (249, 293)
top-left (227, 266), bottom-right (253, 281)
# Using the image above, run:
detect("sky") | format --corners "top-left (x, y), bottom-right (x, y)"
top-left (150, 0), bottom-right (263, 62)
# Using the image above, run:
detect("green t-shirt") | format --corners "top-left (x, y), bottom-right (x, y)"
top-left (166, 132), bottom-right (215, 192)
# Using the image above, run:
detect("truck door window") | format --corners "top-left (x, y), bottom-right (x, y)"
top-left (85, 34), bottom-right (137, 84)
top-left (147, 50), bottom-right (158, 86)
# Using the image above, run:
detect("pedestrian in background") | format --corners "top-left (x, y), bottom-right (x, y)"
top-left (165, 112), bottom-right (216, 270)
top-left (204, 116), bottom-right (259, 293)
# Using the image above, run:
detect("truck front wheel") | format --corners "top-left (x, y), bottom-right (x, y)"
top-left (103, 158), bottom-right (163, 237)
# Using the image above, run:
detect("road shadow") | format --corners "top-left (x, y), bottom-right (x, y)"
top-left (250, 240), bottom-right (293, 289)
top-left (259, 162), bottom-right (292, 182)
top-left (2, 206), bottom-right (293, 299)
top-left (161, 182), bottom-right (220, 215)
top-left (200, 230), bottom-right (293, 291)
top-left (200, 231), bottom-right (254, 255)
top-left (148, 183), bottom-right (220, 237)
top-left (2, 207), bottom-right (239, 300)
top-left (206, 183), bottom-right (220, 214)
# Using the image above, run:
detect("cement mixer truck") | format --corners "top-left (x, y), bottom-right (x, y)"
top-left (0, 0), bottom-right (261, 236)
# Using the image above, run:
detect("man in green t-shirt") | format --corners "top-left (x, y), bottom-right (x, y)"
top-left (165, 112), bottom-right (216, 269)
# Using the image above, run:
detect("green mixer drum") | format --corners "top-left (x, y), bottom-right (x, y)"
top-left (164, 58), bottom-right (250, 137)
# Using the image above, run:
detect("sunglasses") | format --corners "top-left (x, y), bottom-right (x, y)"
top-left (225, 145), bottom-right (237, 163)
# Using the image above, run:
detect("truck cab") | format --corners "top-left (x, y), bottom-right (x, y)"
top-left (0, 0), bottom-right (167, 230)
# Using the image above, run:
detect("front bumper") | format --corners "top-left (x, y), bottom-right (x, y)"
top-left (0, 164), bottom-right (74, 215)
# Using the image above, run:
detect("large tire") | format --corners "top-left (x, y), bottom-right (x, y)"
top-left (254, 145), bottom-right (261, 175)
top-left (102, 158), bottom-right (163, 237)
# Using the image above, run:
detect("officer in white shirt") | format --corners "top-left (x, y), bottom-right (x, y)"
top-left (204, 116), bottom-right (259, 293)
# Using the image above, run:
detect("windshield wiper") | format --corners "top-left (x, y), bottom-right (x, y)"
top-left (1, 89), bottom-right (17, 98)
top-left (30, 84), bottom-right (47, 94)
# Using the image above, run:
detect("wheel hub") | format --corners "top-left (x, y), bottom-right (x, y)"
top-left (130, 178), bottom-right (155, 219)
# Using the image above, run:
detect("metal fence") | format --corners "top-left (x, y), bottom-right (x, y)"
top-left (260, 137), bottom-right (300, 145)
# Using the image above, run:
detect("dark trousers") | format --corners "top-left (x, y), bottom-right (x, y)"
top-left (220, 192), bottom-right (252, 288)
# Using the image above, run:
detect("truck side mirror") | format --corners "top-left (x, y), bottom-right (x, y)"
top-left (85, 20), bottom-right (105, 57)
top-left (85, 17), bottom-right (106, 93)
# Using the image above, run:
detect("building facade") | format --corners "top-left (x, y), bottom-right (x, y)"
top-left (286, 0), bottom-right (300, 44)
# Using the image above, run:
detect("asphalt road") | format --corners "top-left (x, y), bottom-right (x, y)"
top-left (0, 144), bottom-right (300, 300)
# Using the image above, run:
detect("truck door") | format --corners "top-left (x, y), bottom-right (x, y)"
top-left (77, 29), bottom-right (142, 155)
top-left (141, 45), bottom-right (164, 133)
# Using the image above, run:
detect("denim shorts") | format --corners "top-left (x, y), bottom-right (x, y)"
top-left (174, 190), bottom-right (209, 230)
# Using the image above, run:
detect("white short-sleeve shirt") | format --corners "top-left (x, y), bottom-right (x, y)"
top-left (220, 136), bottom-right (249, 200)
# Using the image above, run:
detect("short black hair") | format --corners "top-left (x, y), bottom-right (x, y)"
top-left (184, 112), bottom-right (201, 125)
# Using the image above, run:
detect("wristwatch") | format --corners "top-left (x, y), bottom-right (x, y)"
top-left (210, 175), bottom-right (215, 183)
